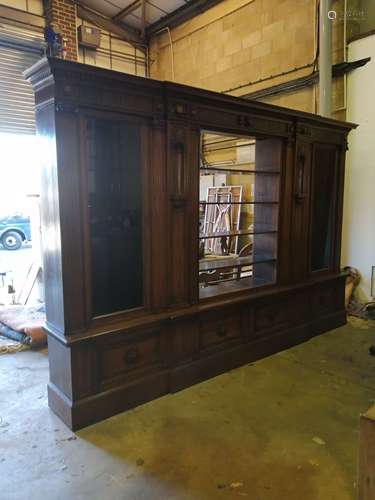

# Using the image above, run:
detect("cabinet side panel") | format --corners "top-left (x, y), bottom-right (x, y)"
top-left (48, 335), bottom-right (72, 398)
top-left (36, 103), bottom-right (65, 333)
top-left (55, 111), bottom-right (86, 333)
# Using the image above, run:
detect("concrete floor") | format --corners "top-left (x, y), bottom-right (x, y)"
top-left (1, 317), bottom-right (374, 500)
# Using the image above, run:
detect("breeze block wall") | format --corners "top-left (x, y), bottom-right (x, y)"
top-left (44, 0), bottom-right (78, 61)
top-left (149, 0), bottom-right (346, 117)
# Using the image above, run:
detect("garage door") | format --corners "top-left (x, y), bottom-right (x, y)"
top-left (0, 24), bottom-right (44, 135)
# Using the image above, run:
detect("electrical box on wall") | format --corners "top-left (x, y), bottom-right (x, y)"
top-left (77, 25), bottom-right (100, 49)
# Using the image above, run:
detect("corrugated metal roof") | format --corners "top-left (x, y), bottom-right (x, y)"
top-left (81, 0), bottom-right (187, 30)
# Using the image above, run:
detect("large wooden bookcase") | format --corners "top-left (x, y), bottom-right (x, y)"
top-left (25, 58), bottom-right (356, 430)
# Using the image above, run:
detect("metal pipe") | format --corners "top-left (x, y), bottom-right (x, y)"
top-left (334, 0), bottom-right (348, 112)
top-left (319, 0), bottom-right (333, 116)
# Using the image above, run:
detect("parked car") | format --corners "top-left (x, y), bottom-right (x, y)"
top-left (0, 215), bottom-right (31, 250)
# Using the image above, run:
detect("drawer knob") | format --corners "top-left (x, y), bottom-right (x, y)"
top-left (124, 348), bottom-right (139, 365)
top-left (217, 325), bottom-right (228, 337)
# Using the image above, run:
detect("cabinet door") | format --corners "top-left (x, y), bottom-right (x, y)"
top-left (82, 115), bottom-right (148, 318)
top-left (309, 143), bottom-right (340, 273)
top-left (290, 141), bottom-right (341, 281)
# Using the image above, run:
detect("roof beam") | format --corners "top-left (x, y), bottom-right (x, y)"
top-left (77, 2), bottom-right (143, 45)
top-left (112, 0), bottom-right (141, 22)
top-left (146, 0), bottom-right (223, 37)
top-left (141, 0), bottom-right (146, 38)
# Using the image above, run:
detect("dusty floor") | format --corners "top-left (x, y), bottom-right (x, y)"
top-left (1, 317), bottom-right (375, 500)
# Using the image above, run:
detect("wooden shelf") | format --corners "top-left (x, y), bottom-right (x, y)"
top-left (200, 201), bottom-right (279, 205)
top-left (202, 142), bottom-right (253, 153)
top-left (199, 254), bottom-right (276, 272)
top-left (199, 275), bottom-right (275, 299)
top-left (199, 225), bottom-right (278, 239)
top-left (200, 166), bottom-right (280, 174)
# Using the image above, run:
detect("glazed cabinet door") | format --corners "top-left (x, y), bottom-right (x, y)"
top-left (290, 140), bottom-right (342, 282)
top-left (309, 143), bottom-right (341, 275)
top-left (81, 114), bottom-right (152, 320)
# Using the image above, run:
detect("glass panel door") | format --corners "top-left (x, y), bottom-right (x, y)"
top-left (85, 117), bottom-right (143, 316)
top-left (311, 145), bottom-right (337, 272)
top-left (198, 131), bottom-right (282, 299)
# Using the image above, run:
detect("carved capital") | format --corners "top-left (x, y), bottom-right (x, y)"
top-left (297, 124), bottom-right (312, 136)
top-left (286, 122), bottom-right (296, 144)
top-left (151, 117), bottom-right (165, 129)
top-left (237, 115), bottom-right (253, 129)
top-left (55, 101), bottom-right (79, 113)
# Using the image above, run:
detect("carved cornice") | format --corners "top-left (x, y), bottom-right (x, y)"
top-left (25, 58), bottom-right (355, 145)
top-left (23, 58), bottom-right (54, 93)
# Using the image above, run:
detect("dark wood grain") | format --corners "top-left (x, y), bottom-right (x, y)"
top-left (25, 57), bottom-right (355, 430)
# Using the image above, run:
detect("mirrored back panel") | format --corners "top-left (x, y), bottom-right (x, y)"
top-left (199, 131), bottom-right (282, 300)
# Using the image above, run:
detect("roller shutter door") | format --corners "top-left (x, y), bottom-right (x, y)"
top-left (0, 24), bottom-right (44, 135)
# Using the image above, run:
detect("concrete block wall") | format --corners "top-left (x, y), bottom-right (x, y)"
top-left (77, 18), bottom-right (146, 77)
top-left (149, 0), bottom-right (346, 115)
top-left (0, 0), bottom-right (43, 16)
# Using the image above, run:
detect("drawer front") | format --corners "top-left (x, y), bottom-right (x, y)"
top-left (311, 284), bottom-right (337, 316)
top-left (254, 300), bottom-right (288, 336)
top-left (199, 309), bottom-right (242, 351)
top-left (99, 329), bottom-right (162, 383)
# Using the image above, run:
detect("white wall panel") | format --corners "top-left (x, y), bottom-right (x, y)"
top-left (342, 34), bottom-right (375, 299)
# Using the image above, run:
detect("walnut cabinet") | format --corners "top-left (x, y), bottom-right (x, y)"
top-left (25, 58), bottom-right (356, 430)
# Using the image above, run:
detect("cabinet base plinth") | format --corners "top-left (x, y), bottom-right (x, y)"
top-left (47, 306), bottom-right (346, 430)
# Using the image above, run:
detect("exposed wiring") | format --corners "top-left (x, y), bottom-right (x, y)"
top-left (154, 0), bottom-right (255, 51)
top-left (222, 63), bottom-right (315, 94)
top-left (154, 26), bottom-right (175, 81)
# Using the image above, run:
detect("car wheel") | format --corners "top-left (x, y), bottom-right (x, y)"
top-left (1, 231), bottom-right (23, 250)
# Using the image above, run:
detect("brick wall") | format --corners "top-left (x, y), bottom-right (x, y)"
top-left (44, 0), bottom-right (78, 61)
top-left (149, 0), bottom-right (346, 117)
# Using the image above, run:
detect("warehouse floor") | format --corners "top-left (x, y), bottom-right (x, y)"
top-left (1, 317), bottom-right (374, 500)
